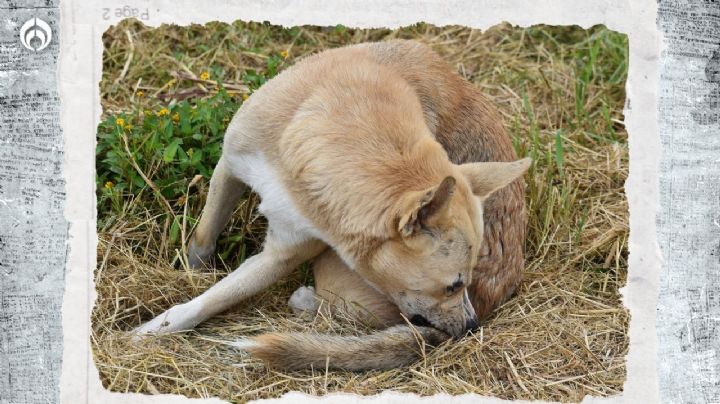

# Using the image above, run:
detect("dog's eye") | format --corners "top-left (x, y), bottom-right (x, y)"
top-left (445, 280), bottom-right (464, 295)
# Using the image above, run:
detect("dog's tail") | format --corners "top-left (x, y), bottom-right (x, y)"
top-left (228, 325), bottom-right (449, 371)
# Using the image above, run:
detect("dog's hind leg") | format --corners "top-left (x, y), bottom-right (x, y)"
top-left (134, 231), bottom-right (326, 336)
top-left (187, 158), bottom-right (247, 268)
top-left (309, 249), bottom-right (403, 328)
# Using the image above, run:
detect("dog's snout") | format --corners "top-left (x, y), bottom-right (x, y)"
top-left (410, 314), bottom-right (432, 327)
top-left (465, 317), bottom-right (479, 332)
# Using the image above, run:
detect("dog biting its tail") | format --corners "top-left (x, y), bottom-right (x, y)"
top-left (227, 325), bottom-right (449, 371)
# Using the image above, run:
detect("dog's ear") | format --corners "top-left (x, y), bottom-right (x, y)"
top-left (458, 158), bottom-right (531, 200)
top-left (398, 176), bottom-right (456, 237)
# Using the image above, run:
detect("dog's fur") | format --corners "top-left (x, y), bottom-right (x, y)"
top-left (134, 40), bottom-right (529, 371)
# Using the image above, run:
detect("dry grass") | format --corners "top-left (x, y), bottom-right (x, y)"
top-left (94, 20), bottom-right (629, 402)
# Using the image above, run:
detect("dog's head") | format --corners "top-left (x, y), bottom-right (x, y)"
top-left (358, 158), bottom-right (530, 337)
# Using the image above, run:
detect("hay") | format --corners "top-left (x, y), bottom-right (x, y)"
top-left (94, 21), bottom-right (629, 402)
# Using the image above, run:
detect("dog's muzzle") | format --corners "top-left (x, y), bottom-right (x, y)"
top-left (410, 314), bottom-right (433, 328)
top-left (409, 290), bottom-right (480, 336)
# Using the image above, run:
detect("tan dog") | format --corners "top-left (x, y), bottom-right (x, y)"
top-left (134, 40), bottom-right (529, 370)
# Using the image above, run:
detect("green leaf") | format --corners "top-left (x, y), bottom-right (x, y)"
top-left (554, 130), bottom-right (565, 177)
top-left (163, 139), bottom-right (181, 162)
top-left (169, 216), bottom-right (180, 245)
top-left (177, 146), bottom-right (189, 163)
top-left (190, 149), bottom-right (203, 165)
top-left (131, 173), bottom-right (145, 188)
top-left (180, 114), bottom-right (192, 135)
top-left (164, 120), bottom-right (174, 138)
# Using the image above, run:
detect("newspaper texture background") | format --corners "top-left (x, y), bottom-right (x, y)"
top-left (0, 0), bottom-right (716, 403)
top-left (656, 1), bottom-right (720, 403)
top-left (0, 2), bottom-right (64, 403)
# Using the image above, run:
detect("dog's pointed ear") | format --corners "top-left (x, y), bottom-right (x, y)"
top-left (458, 158), bottom-right (531, 200)
top-left (398, 176), bottom-right (456, 237)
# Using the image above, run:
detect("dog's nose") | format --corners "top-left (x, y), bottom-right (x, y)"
top-left (465, 317), bottom-right (480, 332)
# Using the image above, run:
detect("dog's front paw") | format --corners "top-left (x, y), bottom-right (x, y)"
top-left (132, 302), bottom-right (203, 340)
top-left (288, 286), bottom-right (320, 315)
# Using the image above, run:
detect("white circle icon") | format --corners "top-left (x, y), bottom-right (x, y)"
top-left (20, 17), bottom-right (52, 52)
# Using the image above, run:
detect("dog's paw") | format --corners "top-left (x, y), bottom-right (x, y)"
top-left (132, 302), bottom-right (202, 339)
top-left (288, 286), bottom-right (319, 315)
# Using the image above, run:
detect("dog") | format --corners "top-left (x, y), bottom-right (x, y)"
top-left (134, 39), bottom-right (529, 371)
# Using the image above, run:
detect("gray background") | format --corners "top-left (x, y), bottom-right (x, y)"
top-left (657, 0), bottom-right (720, 403)
top-left (0, 2), bottom-right (65, 404)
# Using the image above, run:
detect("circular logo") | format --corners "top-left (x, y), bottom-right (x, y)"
top-left (20, 17), bottom-right (52, 52)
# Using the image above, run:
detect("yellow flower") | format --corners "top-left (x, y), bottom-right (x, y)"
top-left (199, 71), bottom-right (210, 81)
top-left (172, 113), bottom-right (180, 123)
top-left (167, 78), bottom-right (177, 86)
top-left (157, 107), bottom-right (170, 116)
top-left (136, 90), bottom-right (144, 97)
top-left (104, 181), bottom-right (114, 190)
top-left (280, 50), bottom-right (289, 59)
top-left (124, 124), bottom-right (134, 131)
top-left (242, 93), bottom-right (249, 101)
top-left (115, 117), bottom-right (125, 127)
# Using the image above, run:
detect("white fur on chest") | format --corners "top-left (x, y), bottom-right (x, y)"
top-left (225, 152), bottom-right (322, 245)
